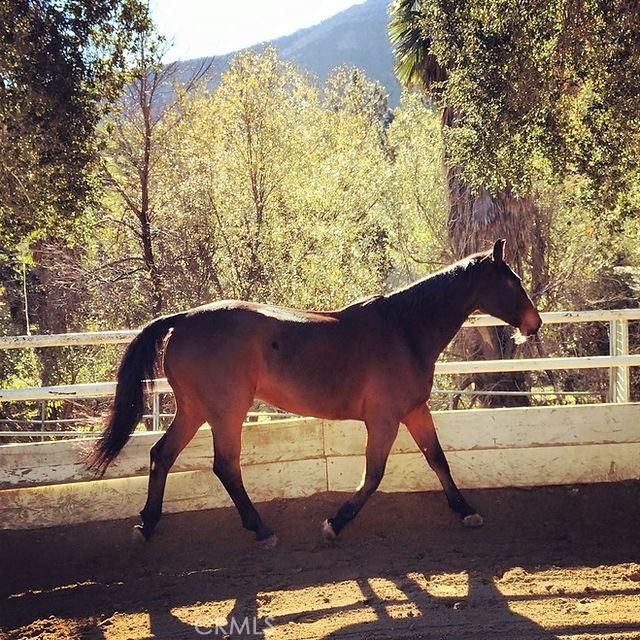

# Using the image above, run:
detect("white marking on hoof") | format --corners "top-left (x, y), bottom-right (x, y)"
top-left (462, 513), bottom-right (484, 528)
top-left (321, 519), bottom-right (337, 544)
top-left (131, 525), bottom-right (147, 544)
top-left (257, 534), bottom-right (278, 550)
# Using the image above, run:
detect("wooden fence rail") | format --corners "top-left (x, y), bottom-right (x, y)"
top-left (1, 308), bottom-right (638, 404)
top-left (2, 354), bottom-right (639, 403)
top-left (1, 308), bottom-right (638, 350)
top-left (1, 403), bottom-right (639, 529)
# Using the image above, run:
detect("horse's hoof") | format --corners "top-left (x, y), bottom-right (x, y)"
top-left (131, 525), bottom-right (148, 544)
top-left (321, 519), bottom-right (337, 544)
top-left (462, 513), bottom-right (484, 528)
top-left (257, 534), bottom-right (278, 550)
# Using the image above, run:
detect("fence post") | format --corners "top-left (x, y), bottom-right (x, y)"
top-left (40, 401), bottom-right (46, 442)
top-left (609, 318), bottom-right (630, 403)
top-left (152, 391), bottom-right (160, 431)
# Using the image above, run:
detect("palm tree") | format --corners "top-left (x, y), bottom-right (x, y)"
top-left (389, 0), bottom-right (547, 406)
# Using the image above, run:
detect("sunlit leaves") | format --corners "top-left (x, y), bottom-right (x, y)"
top-left (93, 48), bottom-right (448, 319)
top-left (389, 0), bottom-right (640, 214)
top-left (0, 0), bottom-right (151, 248)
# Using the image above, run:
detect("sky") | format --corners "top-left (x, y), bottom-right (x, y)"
top-left (150, 0), bottom-right (366, 61)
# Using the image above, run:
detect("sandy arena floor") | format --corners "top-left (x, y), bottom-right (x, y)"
top-left (2, 482), bottom-right (640, 640)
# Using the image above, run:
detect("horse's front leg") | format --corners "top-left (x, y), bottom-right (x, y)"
top-left (322, 418), bottom-right (399, 542)
top-left (402, 403), bottom-right (483, 527)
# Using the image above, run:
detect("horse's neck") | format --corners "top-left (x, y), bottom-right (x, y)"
top-left (392, 265), bottom-right (480, 361)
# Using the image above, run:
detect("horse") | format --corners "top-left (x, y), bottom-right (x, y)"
top-left (88, 239), bottom-right (542, 548)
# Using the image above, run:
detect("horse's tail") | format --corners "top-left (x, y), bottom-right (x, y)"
top-left (86, 313), bottom-right (185, 475)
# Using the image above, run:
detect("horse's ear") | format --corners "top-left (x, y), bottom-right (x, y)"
top-left (492, 239), bottom-right (506, 264)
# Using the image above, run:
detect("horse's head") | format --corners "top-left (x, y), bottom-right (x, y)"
top-left (476, 239), bottom-right (542, 338)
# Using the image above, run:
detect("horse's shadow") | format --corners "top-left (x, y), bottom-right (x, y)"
top-left (140, 565), bottom-right (640, 640)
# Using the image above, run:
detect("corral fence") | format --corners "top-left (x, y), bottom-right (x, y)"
top-left (1, 308), bottom-right (638, 434)
top-left (0, 309), bottom-right (638, 530)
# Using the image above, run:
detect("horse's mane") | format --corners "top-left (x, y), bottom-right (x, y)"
top-left (388, 253), bottom-right (487, 309)
top-left (335, 251), bottom-right (489, 316)
top-left (337, 294), bottom-right (385, 313)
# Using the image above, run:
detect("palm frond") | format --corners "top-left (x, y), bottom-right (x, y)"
top-left (388, 0), bottom-right (447, 89)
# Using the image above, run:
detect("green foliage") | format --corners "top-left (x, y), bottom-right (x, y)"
top-left (390, 2), bottom-right (639, 405)
top-left (3, 37), bottom-right (638, 425)
top-left (390, 0), bottom-right (640, 214)
top-left (94, 48), bottom-right (446, 318)
top-left (385, 91), bottom-right (448, 281)
top-left (0, 0), bottom-right (152, 248)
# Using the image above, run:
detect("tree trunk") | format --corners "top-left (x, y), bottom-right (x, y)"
top-left (30, 240), bottom-right (87, 420)
top-left (138, 70), bottom-right (163, 315)
top-left (443, 127), bottom-right (538, 406)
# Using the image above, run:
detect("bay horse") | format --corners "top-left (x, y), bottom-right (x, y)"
top-left (88, 239), bottom-right (542, 547)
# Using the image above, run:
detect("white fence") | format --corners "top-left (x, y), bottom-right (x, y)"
top-left (0, 308), bottom-right (638, 530)
top-left (0, 308), bottom-right (638, 408)
top-left (1, 403), bottom-right (639, 529)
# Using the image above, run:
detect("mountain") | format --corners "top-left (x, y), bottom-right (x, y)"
top-left (176, 0), bottom-right (402, 106)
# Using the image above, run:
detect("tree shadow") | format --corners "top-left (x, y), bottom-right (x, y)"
top-left (320, 571), bottom-right (562, 640)
top-left (3, 483), bottom-right (640, 639)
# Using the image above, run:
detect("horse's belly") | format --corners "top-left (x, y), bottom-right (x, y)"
top-left (256, 390), bottom-right (359, 421)
top-left (256, 360), bottom-right (364, 420)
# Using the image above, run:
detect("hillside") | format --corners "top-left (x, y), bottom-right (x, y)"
top-left (177, 0), bottom-right (402, 105)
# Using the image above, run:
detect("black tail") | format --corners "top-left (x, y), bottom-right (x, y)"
top-left (86, 313), bottom-right (184, 475)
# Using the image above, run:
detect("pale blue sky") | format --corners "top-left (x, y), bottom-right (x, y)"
top-left (150, 0), bottom-right (365, 61)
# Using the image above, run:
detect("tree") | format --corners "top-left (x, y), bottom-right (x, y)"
top-left (0, 0), bottom-right (154, 407)
top-left (100, 35), bottom-right (212, 315)
top-left (389, 0), bottom-right (640, 405)
top-left (385, 91), bottom-right (448, 283)
top-left (389, 0), bottom-right (543, 405)
top-left (389, 0), bottom-right (640, 251)
top-left (0, 0), bottom-right (152, 249)
top-left (389, 0), bottom-right (535, 263)
top-left (392, 0), bottom-right (640, 217)
top-left (162, 48), bottom-right (393, 310)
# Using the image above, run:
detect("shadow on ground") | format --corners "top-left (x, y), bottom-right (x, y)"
top-left (2, 482), bottom-right (640, 639)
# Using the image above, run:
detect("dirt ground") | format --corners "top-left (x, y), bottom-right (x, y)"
top-left (2, 482), bottom-right (640, 640)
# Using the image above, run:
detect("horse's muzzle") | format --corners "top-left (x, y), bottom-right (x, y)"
top-left (521, 310), bottom-right (543, 336)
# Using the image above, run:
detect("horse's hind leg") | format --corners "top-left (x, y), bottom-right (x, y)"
top-left (402, 403), bottom-right (483, 527)
top-left (322, 418), bottom-right (399, 542)
top-left (134, 405), bottom-right (203, 541)
top-left (211, 416), bottom-right (277, 548)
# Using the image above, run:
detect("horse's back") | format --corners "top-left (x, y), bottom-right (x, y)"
top-left (163, 298), bottom-right (387, 419)
top-left (164, 300), bottom-right (345, 379)
top-left (182, 299), bottom-right (337, 328)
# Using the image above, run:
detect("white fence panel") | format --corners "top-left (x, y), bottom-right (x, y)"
top-left (1, 403), bottom-right (638, 529)
top-left (0, 309), bottom-right (638, 529)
